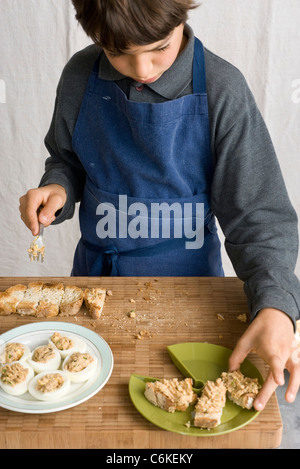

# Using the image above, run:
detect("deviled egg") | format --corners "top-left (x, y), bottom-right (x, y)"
top-left (27, 344), bottom-right (61, 373)
top-left (62, 352), bottom-right (98, 383)
top-left (49, 331), bottom-right (87, 359)
top-left (28, 370), bottom-right (70, 401)
top-left (0, 361), bottom-right (34, 396)
top-left (0, 342), bottom-right (31, 365)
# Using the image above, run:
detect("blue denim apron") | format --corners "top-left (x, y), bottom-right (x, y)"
top-left (71, 38), bottom-right (223, 277)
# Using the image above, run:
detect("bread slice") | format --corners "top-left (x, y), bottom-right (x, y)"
top-left (36, 283), bottom-right (65, 317)
top-left (84, 288), bottom-right (106, 319)
top-left (221, 370), bottom-right (261, 410)
top-left (59, 285), bottom-right (83, 316)
top-left (0, 284), bottom-right (27, 315)
top-left (16, 281), bottom-right (44, 316)
top-left (144, 378), bottom-right (197, 413)
top-left (194, 378), bottom-right (227, 429)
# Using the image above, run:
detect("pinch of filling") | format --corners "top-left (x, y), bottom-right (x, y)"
top-left (51, 332), bottom-right (74, 351)
top-left (32, 345), bottom-right (56, 363)
top-left (28, 241), bottom-right (45, 261)
top-left (1, 342), bottom-right (25, 364)
top-left (0, 362), bottom-right (29, 386)
top-left (64, 352), bottom-right (94, 372)
top-left (36, 373), bottom-right (64, 393)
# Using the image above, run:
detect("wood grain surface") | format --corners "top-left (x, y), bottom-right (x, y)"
top-left (0, 276), bottom-right (282, 449)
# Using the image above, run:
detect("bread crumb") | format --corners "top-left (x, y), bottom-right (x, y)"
top-left (128, 311), bottom-right (136, 318)
top-left (106, 290), bottom-right (113, 296)
top-left (185, 421), bottom-right (191, 428)
top-left (129, 298), bottom-right (135, 303)
top-left (237, 313), bottom-right (247, 322)
top-left (135, 330), bottom-right (151, 340)
top-left (216, 313), bottom-right (224, 321)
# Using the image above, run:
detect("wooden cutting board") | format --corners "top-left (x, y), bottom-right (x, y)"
top-left (0, 276), bottom-right (282, 449)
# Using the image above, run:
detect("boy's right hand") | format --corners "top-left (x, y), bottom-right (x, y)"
top-left (19, 184), bottom-right (67, 236)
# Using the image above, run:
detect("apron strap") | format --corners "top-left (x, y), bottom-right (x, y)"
top-left (193, 38), bottom-right (207, 94)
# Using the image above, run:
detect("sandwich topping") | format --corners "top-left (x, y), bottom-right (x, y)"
top-left (221, 370), bottom-right (261, 399)
top-left (195, 378), bottom-right (226, 414)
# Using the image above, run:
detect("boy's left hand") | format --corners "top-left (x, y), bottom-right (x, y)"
top-left (228, 307), bottom-right (300, 411)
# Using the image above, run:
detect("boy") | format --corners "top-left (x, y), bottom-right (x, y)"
top-left (19, 0), bottom-right (300, 410)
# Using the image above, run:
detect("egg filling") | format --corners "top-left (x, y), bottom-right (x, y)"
top-left (36, 373), bottom-right (64, 393)
top-left (64, 352), bottom-right (94, 372)
top-left (0, 362), bottom-right (28, 387)
top-left (0, 342), bottom-right (25, 364)
top-left (32, 345), bottom-right (56, 363)
top-left (50, 332), bottom-right (74, 351)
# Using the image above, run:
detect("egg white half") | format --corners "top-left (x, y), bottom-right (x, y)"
top-left (0, 361), bottom-right (34, 396)
top-left (27, 345), bottom-right (61, 373)
top-left (28, 370), bottom-right (71, 401)
top-left (62, 353), bottom-right (99, 383)
top-left (49, 332), bottom-right (87, 359)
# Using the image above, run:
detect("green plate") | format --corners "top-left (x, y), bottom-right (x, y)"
top-left (129, 342), bottom-right (264, 436)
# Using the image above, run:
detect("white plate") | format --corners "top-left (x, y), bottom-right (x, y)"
top-left (0, 322), bottom-right (113, 414)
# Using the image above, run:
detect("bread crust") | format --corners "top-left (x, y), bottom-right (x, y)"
top-left (0, 284), bottom-right (27, 315)
top-left (84, 288), bottom-right (106, 319)
top-left (36, 283), bottom-right (65, 318)
top-left (59, 285), bottom-right (83, 316)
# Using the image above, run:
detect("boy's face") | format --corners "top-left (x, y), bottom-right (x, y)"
top-left (103, 24), bottom-right (187, 84)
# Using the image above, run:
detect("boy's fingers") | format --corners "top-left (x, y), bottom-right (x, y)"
top-left (19, 190), bottom-right (44, 235)
top-left (254, 371), bottom-right (278, 411)
top-left (285, 367), bottom-right (300, 403)
top-left (267, 355), bottom-right (285, 386)
top-left (228, 338), bottom-right (251, 372)
top-left (38, 193), bottom-right (64, 227)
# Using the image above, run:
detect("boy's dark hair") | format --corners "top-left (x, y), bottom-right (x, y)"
top-left (71, 0), bottom-right (199, 53)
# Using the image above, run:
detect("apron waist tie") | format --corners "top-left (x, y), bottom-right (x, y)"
top-left (81, 237), bottom-right (188, 276)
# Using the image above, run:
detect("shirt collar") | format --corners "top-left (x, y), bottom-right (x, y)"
top-left (98, 24), bottom-right (194, 100)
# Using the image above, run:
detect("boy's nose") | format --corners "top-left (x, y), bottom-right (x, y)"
top-left (131, 55), bottom-right (152, 81)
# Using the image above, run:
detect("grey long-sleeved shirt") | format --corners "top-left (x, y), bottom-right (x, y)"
top-left (40, 25), bottom-right (300, 328)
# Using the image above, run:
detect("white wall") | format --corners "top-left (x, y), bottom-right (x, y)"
top-left (0, 0), bottom-right (299, 278)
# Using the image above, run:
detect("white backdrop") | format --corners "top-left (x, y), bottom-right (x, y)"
top-left (0, 0), bottom-right (299, 278)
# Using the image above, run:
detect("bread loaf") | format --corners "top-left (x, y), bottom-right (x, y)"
top-left (0, 283), bottom-right (105, 318)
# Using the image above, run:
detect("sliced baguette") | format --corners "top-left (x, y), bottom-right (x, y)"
top-left (16, 282), bottom-right (44, 316)
top-left (59, 285), bottom-right (84, 316)
top-left (0, 284), bottom-right (27, 315)
top-left (194, 378), bottom-right (227, 429)
top-left (36, 283), bottom-right (65, 317)
top-left (221, 370), bottom-right (261, 410)
top-left (84, 288), bottom-right (106, 319)
top-left (144, 378), bottom-right (197, 413)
